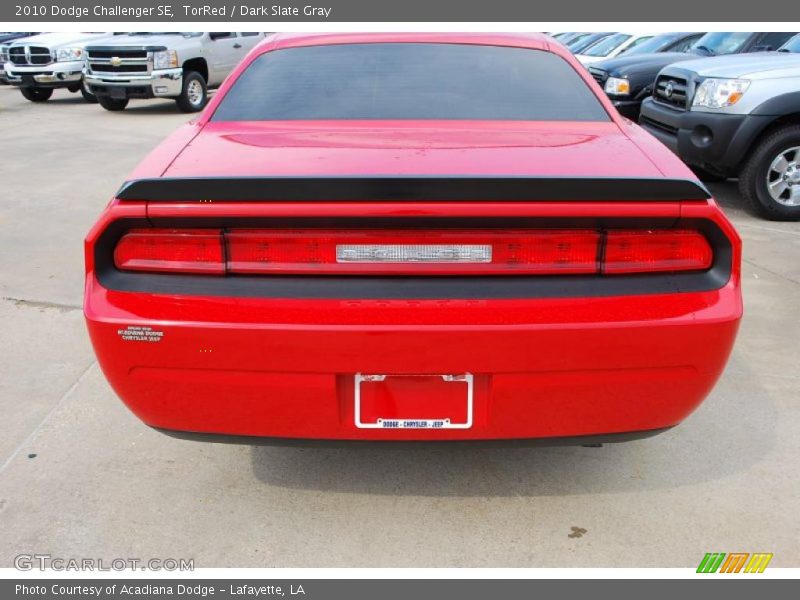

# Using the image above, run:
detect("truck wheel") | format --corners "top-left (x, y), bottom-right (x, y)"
top-left (19, 87), bottom-right (53, 102)
top-left (80, 80), bottom-right (99, 104)
top-left (175, 71), bottom-right (208, 113)
top-left (740, 125), bottom-right (800, 221)
top-left (67, 84), bottom-right (80, 93)
top-left (97, 96), bottom-right (129, 111)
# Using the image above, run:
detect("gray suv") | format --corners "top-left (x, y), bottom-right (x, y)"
top-left (640, 35), bottom-right (800, 220)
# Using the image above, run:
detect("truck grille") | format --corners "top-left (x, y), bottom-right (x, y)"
top-left (87, 48), bottom-right (150, 75)
top-left (89, 63), bottom-right (148, 73)
top-left (588, 67), bottom-right (608, 87)
top-left (8, 46), bottom-right (53, 66)
top-left (654, 75), bottom-right (689, 110)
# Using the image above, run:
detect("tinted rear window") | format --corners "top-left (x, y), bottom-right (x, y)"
top-left (212, 43), bottom-right (610, 122)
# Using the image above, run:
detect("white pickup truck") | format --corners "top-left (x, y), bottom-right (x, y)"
top-left (83, 32), bottom-right (268, 112)
top-left (4, 32), bottom-right (109, 102)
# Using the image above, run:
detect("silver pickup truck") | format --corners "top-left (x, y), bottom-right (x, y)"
top-left (640, 36), bottom-right (800, 220)
top-left (84, 32), bottom-right (268, 112)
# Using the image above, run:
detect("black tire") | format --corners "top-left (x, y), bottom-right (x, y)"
top-left (97, 95), bottom-right (129, 111)
top-left (690, 166), bottom-right (727, 183)
top-left (19, 87), bottom-right (53, 102)
top-left (739, 125), bottom-right (800, 221)
top-left (80, 80), bottom-right (98, 103)
top-left (175, 71), bottom-right (208, 113)
top-left (67, 84), bottom-right (80, 93)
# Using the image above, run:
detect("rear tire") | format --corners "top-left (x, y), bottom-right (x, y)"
top-left (67, 84), bottom-right (80, 93)
top-left (19, 87), bottom-right (53, 102)
top-left (97, 95), bottom-right (129, 111)
top-left (80, 80), bottom-right (98, 103)
top-left (739, 125), bottom-right (800, 221)
top-left (175, 71), bottom-right (208, 113)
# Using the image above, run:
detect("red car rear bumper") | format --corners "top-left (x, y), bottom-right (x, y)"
top-left (85, 276), bottom-right (740, 442)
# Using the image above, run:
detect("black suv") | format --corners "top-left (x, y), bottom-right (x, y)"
top-left (589, 32), bottom-right (796, 120)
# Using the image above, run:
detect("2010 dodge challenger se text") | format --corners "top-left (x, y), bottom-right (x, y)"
top-left (84, 33), bottom-right (743, 445)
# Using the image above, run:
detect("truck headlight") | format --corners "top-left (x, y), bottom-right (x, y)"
top-left (56, 47), bottom-right (83, 62)
top-left (604, 77), bottom-right (630, 96)
top-left (692, 78), bottom-right (750, 109)
top-left (154, 50), bottom-right (178, 69)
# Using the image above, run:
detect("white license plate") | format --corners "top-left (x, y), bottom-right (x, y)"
top-left (354, 373), bottom-right (473, 429)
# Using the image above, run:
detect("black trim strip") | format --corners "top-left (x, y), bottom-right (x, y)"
top-left (94, 217), bottom-right (732, 300)
top-left (116, 176), bottom-right (711, 203)
top-left (86, 45), bottom-right (167, 52)
top-left (153, 426), bottom-right (674, 447)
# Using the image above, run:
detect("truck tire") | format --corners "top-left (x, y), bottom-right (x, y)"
top-left (67, 84), bottom-right (80, 93)
top-left (80, 80), bottom-right (99, 103)
top-left (175, 71), bottom-right (208, 113)
top-left (20, 87), bottom-right (53, 102)
top-left (739, 125), bottom-right (800, 221)
top-left (97, 96), bottom-right (129, 111)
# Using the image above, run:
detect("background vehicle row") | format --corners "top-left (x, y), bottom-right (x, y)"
top-left (2, 32), bottom-right (269, 112)
top-left (589, 32), bottom-right (796, 119)
top-left (558, 30), bottom-right (800, 220)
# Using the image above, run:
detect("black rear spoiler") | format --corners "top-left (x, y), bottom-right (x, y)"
top-left (116, 176), bottom-right (711, 203)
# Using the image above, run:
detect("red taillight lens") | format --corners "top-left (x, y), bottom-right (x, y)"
top-left (226, 229), bottom-right (600, 275)
top-left (604, 230), bottom-right (713, 274)
top-left (113, 229), bottom-right (225, 275)
top-left (112, 228), bottom-right (713, 276)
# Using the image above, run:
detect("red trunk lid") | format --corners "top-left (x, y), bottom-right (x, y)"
top-left (162, 121), bottom-right (665, 179)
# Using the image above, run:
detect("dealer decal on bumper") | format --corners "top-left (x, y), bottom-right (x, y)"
top-left (117, 325), bottom-right (164, 343)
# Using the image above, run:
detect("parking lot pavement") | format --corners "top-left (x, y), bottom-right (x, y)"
top-left (1, 86), bottom-right (798, 568)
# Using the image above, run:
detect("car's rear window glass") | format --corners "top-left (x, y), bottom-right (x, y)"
top-left (212, 43), bottom-right (610, 122)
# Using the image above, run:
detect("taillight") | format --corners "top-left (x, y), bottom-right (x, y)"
top-left (225, 229), bottom-right (600, 275)
top-left (113, 229), bottom-right (225, 275)
top-left (112, 228), bottom-right (713, 276)
top-left (604, 230), bottom-right (713, 274)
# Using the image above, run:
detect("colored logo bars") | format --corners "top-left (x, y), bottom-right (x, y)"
top-left (697, 553), bottom-right (773, 573)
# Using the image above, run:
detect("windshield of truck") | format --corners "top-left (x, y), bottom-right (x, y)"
top-left (622, 34), bottom-right (678, 55)
top-left (691, 32), bottom-right (751, 55)
top-left (581, 34), bottom-right (631, 57)
top-left (778, 34), bottom-right (800, 52)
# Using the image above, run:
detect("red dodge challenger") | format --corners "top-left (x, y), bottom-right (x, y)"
top-left (84, 33), bottom-right (742, 444)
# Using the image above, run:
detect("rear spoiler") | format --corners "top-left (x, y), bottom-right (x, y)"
top-left (116, 176), bottom-right (711, 203)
